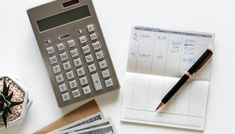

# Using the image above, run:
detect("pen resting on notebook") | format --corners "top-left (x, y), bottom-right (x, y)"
top-left (156, 48), bottom-right (213, 111)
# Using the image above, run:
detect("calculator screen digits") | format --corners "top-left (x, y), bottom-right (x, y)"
top-left (37, 5), bottom-right (90, 32)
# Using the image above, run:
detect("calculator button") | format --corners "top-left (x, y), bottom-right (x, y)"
top-left (82, 45), bottom-right (91, 54)
top-left (95, 51), bottom-right (104, 60)
top-left (88, 63), bottom-right (96, 72)
top-left (91, 73), bottom-right (102, 91)
top-left (76, 67), bottom-right (85, 76)
top-left (60, 52), bottom-right (68, 61)
top-left (63, 61), bottom-right (71, 70)
top-left (80, 76), bottom-right (88, 86)
top-left (85, 54), bottom-right (94, 63)
top-left (55, 74), bottom-right (64, 83)
top-left (52, 65), bottom-right (61, 74)
top-left (99, 60), bottom-right (107, 69)
top-left (57, 43), bottom-right (65, 51)
top-left (102, 69), bottom-right (110, 78)
top-left (87, 24), bottom-right (95, 32)
top-left (46, 47), bottom-right (54, 54)
top-left (90, 33), bottom-right (97, 41)
top-left (58, 83), bottom-right (67, 92)
top-left (83, 86), bottom-right (91, 95)
top-left (62, 92), bottom-right (70, 101)
top-left (70, 48), bottom-right (79, 57)
top-left (66, 71), bottom-right (75, 80)
top-left (67, 40), bottom-right (76, 48)
top-left (49, 56), bottom-right (58, 64)
top-left (92, 41), bottom-right (101, 50)
top-left (72, 89), bottom-right (81, 98)
top-left (69, 80), bottom-right (77, 89)
top-left (79, 36), bottom-right (87, 44)
top-left (73, 58), bottom-right (82, 67)
top-left (105, 78), bottom-right (113, 87)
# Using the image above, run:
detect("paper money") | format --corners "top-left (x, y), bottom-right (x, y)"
top-left (49, 112), bottom-right (104, 134)
top-left (60, 119), bottom-right (113, 134)
top-left (70, 125), bottom-right (116, 134)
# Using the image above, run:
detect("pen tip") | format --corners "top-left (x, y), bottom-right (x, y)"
top-left (155, 102), bottom-right (164, 112)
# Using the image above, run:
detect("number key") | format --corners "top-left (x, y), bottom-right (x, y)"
top-left (76, 67), bottom-right (85, 76)
top-left (72, 89), bottom-right (80, 98)
top-left (62, 92), bottom-right (70, 101)
top-left (70, 48), bottom-right (79, 57)
top-left (67, 40), bottom-right (76, 48)
top-left (73, 58), bottom-right (82, 67)
top-left (69, 80), bottom-right (77, 89)
top-left (46, 47), bottom-right (54, 54)
top-left (55, 74), bottom-right (64, 83)
top-left (85, 54), bottom-right (94, 63)
top-left (92, 41), bottom-right (101, 50)
top-left (63, 61), bottom-right (71, 70)
top-left (52, 65), bottom-right (61, 74)
top-left (95, 51), bottom-right (104, 60)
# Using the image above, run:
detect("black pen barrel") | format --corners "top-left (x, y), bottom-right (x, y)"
top-left (162, 74), bottom-right (190, 103)
top-left (188, 49), bottom-right (213, 74)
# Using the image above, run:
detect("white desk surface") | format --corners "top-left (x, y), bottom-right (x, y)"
top-left (0, 0), bottom-right (235, 133)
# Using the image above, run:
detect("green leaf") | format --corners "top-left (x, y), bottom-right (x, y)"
top-left (2, 110), bottom-right (8, 128)
top-left (7, 108), bottom-right (12, 114)
top-left (10, 101), bottom-right (23, 108)
top-left (2, 79), bottom-right (9, 97)
top-left (0, 101), bottom-right (3, 111)
top-left (0, 94), bottom-right (4, 101)
top-left (6, 91), bottom-right (13, 101)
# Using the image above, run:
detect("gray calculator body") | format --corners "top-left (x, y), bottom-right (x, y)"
top-left (27, 0), bottom-right (119, 107)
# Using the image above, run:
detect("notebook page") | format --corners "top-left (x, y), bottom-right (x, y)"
top-left (122, 72), bottom-right (209, 130)
top-left (127, 26), bottom-right (214, 80)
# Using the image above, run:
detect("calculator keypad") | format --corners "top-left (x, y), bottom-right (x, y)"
top-left (92, 41), bottom-right (101, 50)
top-left (90, 33), bottom-right (97, 41)
top-left (70, 48), bottom-right (79, 57)
top-left (67, 40), bottom-right (76, 48)
top-left (43, 23), bottom-right (119, 107)
top-left (57, 43), bottom-right (65, 51)
top-left (83, 86), bottom-right (91, 94)
top-left (59, 83), bottom-right (67, 92)
top-left (49, 56), bottom-right (58, 64)
top-left (60, 52), bottom-right (69, 61)
top-left (52, 65), bottom-right (61, 74)
top-left (63, 62), bottom-right (71, 70)
top-left (47, 47), bottom-right (54, 54)
top-left (79, 36), bottom-right (87, 44)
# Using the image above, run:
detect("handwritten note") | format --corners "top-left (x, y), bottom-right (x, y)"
top-left (127, 27), bottom-right (213, 79)
top-left (122, 26), bottom-right (214, 131)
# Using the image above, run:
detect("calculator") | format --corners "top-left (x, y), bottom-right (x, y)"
top-left (27, 0), bottom-right (120, 107)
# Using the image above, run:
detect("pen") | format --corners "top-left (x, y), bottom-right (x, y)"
top-left (155, 48), bottom-right (213, 111)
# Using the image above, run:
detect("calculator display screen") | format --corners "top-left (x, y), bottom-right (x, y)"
top-left (37, 5), bottom-right (90, 32)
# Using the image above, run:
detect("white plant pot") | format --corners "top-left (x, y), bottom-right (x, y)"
top-left (0, 76), bottom-right (32, 129)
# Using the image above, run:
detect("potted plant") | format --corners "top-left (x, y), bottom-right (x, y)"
top-left (0, 76), bottom-right (32, 128)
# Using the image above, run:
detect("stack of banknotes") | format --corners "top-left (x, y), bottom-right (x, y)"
top-left (34, 100), bottom-right (117, 134)
top-left (48, 112), bottom-right (116, 134)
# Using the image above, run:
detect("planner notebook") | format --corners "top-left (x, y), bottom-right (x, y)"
top-left (121, 26), bottom-right (214, 131)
